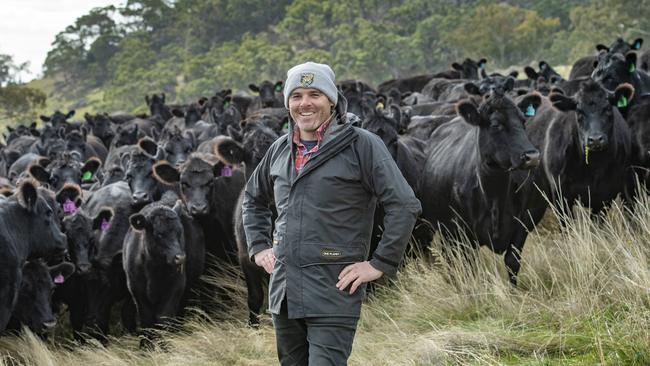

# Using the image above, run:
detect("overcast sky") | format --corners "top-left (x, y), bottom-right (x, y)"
top-left (0, 0), bottom-right (124, 81)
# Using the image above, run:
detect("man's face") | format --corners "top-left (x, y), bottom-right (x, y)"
top-left (288, 88), bottom-right (333, 139)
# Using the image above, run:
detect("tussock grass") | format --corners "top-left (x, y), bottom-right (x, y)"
top-left (3, 192), bottom-right (650, 365)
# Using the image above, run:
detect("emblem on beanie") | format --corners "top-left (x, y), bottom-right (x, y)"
top-left (300, 73), bottom-right (314, 87)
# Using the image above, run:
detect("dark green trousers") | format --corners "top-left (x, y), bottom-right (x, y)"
top-left (272, 298), bottom-right (359, 366)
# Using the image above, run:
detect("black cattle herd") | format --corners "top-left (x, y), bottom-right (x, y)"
top-left (1, 37), bottom-right (649, 346)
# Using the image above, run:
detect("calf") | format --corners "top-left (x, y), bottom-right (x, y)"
top-left (123, 201), bottom-right (202, 334)
top-left (0, 179), bottom-right (68, 331)
top-left (419, 89), bottom-right (542, 285)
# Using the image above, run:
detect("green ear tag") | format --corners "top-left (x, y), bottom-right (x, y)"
top-left (617, 95), bottom-right (628, 108)
top-left (585, 145), bottom-right (590, 165)
top-left (82, 171), bottom-right (93, 181)
top-left (525, 104), bottom-right (536, 117)
top-left (629, 63), bottom-right (636, 73)
top-left (282, 122), bottom-right (289, 130)
top-left (275, 85), bottom-right (282, 92)
top-left (223, 101), bottom-right (230, 108)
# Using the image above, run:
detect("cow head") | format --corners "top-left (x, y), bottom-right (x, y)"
top-left (592, 51), bottom-right (637, 91)
top-left (29, 155), bottom-right (100, 192)
top-left (550, 80), bottom-right (634, 152)
top-left (249, 80), bottom-right (284, 108)
top-left (361, 105), bottom-right (401, 153)
top-left (452, 58), bottom-right (487, 80)
top-left (145, 93), bottom-right (172, 121)
top-left (129, 203), bottom-right (186, 267)
top-left (124, 150), bottom-right (160, 207)
top-left (111, 123), bottom-right (140, 148)
top-left (158, 127), bottom-right (195, 167)
top-left (14, 179), bottom-right (68, 258)
top-left (456, 90), bottom-right (541, 171)
top-left (10, 260), bottom-right (74, 334)
top-left (40, 110), bottom-right (75, 127)
top-left (85, 113), bottom-right (115, 147)
top-left (217, 121), bottom-right (278, 179)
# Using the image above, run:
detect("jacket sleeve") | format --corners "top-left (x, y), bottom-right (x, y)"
top-left (242, 144), bottom-right (276, 261)
top-left (359, 132), bottom-right (422, 276)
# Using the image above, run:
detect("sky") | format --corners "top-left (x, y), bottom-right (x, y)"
top-left (0, 0), bottom-right (124, 82)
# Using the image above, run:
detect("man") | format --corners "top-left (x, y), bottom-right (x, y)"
top-left (242, 61), bottom-right (421, 365)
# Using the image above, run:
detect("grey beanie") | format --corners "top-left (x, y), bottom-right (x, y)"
top-left (283, 61), bottom-right (338, 108)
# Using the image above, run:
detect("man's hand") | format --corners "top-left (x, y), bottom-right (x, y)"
top-left (254, 248), bottom-right (276, 274)
top-left (336, 261), bottom-right (383, 294)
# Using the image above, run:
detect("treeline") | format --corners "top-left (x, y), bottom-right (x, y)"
top-left (13, 0), bottom-right (650, 114)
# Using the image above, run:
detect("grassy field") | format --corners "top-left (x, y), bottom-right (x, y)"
top-left (1, 190), bottom-right (650, 365)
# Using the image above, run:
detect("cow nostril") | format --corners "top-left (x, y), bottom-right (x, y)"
top-left (174, 254), bottom-right (186, 265)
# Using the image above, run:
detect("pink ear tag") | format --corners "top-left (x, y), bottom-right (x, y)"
top-left (221, 165), bottom-right (232, 177)
top-left (101, 218), bottom-right (111, 231)
top-left (63, 199), bottom-right (77, 214)
top-left (54, 274), bottom-right (65, 284)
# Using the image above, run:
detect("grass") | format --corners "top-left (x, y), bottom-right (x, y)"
top-left (3, 194), bottom-right (650, 365)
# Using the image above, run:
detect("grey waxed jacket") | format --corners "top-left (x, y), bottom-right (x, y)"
top-left (242, 92), bottom-right (421, 318)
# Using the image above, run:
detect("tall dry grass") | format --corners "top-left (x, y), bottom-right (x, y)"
top-left (2, 192), bottom-right (650, 365)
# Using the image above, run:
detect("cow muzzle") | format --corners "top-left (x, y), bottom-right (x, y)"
top-left (519, 150), bottom-right (540, 169)
top-left (587, 134), bottom-right (608, 152)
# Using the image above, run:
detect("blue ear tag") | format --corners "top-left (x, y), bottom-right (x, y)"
top-left (525, 104), bottom-right (536, 117)
top-left (275, 85), bottom-right (282, 92)
top-left (629, 63), bottom-right (636, 73)
top-left (634, 40), bottom-right (641, 50)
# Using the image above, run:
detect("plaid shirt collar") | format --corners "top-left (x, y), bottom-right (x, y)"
top-left (292, 113), bottom-right (335, 173)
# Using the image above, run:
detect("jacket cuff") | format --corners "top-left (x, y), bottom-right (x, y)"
top-left (249, 243), bottom-right (272, 262)
top-left (369, 257), bottom-right (398, 277)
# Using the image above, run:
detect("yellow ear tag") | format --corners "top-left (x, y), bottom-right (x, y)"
top-left (585, 145), bottom-right (590, 165)
top-left (376, 102), bottom-right (385, 110)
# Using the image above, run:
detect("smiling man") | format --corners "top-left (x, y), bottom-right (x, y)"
top-left (242, 61), bottom-right (421, 366)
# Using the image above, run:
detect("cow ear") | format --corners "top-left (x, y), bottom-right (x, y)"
top-left (17, 179), bottom-right (39, 212)
top-left (609, 83), bottom-right (635, 109)
top-left (504, 77), bottom-right (515, 92)
top-left (632, 38), bottom-right (643, 50)
top-left (517, 93), bottom-right (542, 117)
top-left (50, 262), bottom-right (75, 284)
top-left (145, 95), bottom-right (151, 105)
top-left (227, 124), bottom-right (243, 142)
top-left (451, 62), bottom-right (463, 71)
top-left (508, 70), bottom-right (519, 78)
top-left (626, 52), bottom-right (637, 73)
top-left (171, 109), bottom-right (184, 118)
top-left (138, 137), bottom-right (158, 157)
top-left (550, 86), bottom-right (564, 95)
top-left (249, 84), bottom-right (260, 93)
top-left (214, 137), bottom-right (247, 165)
top-left (152, 161), bottom-right (180, 184)
top-left (129, 213), bottom-right (147, 231)
top-left (81, 157), bottom-right (101, 181)
top-left (40, 115), bottom-right (51, 122)
top-left (550, 93), bottom-right (577, 111)
top-left (595, 44), bottom-right (609, 52)
top-left (56, 183), bottom-right (83, 207)
top-left (464, 82), bottom-right (481, 96)
top-left (29, 164), bottom-right (50, 184)
top-left (478, 58), bottom-right (487, 69)
top-left (456, 101), bottom-right (484, 126)
top-left (66, 110), bottom-right (76, 119)
top-left (92, 207), bottom-right (113, 230)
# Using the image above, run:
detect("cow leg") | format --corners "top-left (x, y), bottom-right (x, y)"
top-left (121, 298), bottom-right (137, 333)
top-left (504, 229), bottom-right (528, 287)
top-left (241, 260), bottom-right (266, 327)
top-left (0, 268), bottom-right (20, 332)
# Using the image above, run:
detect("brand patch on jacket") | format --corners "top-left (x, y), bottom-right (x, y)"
top-left (300, 73), bottom-right (314, 87)
top-left (320, 248), bottom-right (342, 259)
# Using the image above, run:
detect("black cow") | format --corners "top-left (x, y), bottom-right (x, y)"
top-left (569, 38), bottom-right (643, 80)
top-left (641, 49), bottom-right (650, 72)
top-left (0, 179), bottom-right (68, 331)
top-left (526, 80), bottom-right (633, 215)
top-left (419, 88), bottom-right (542, 285)
top-left (245, 80), bottom-right (284, 117)
top-left (378, 74), bottom-right (436, 94)
top-left (153, 127), bottom-right (196, 167)
top-left (40, 110), bottom-right (76, 127)
top-left (592, 51), bottom-right (650, 100)
top-left (124, 200), bottom-right (203, 338)
top-left (7, 260), bottom-right (74, 334)
top-left (145, 94), bottom-right (172, 122)
top-left (210, 120), bottom-right (280, 325)
top-left (85, 113), bottom-right (116, 148)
